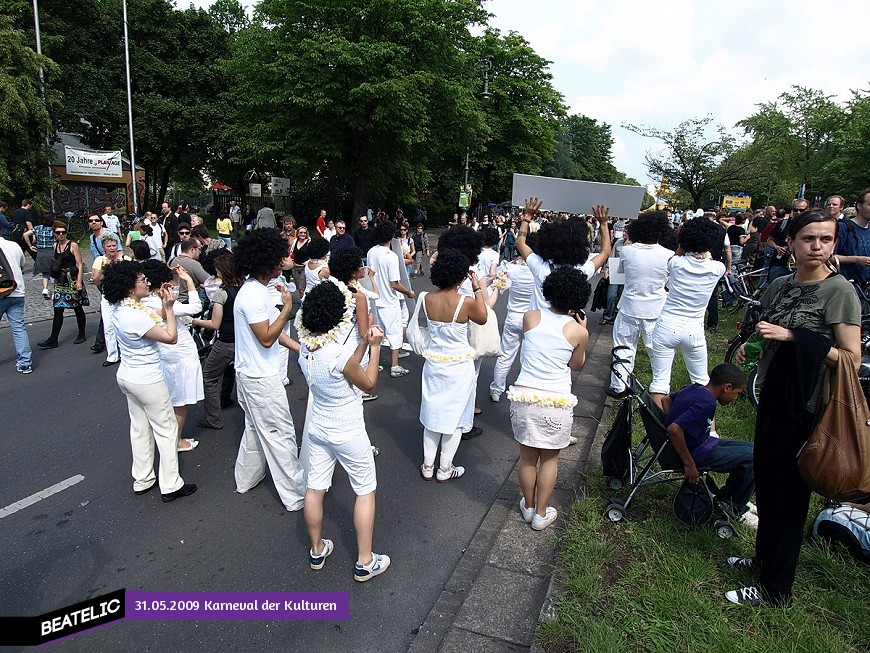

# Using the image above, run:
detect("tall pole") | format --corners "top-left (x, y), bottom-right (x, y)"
top-left (464, 149), bottom-right (469, 187)
top-left (121, 0), bottom-right (139, 216)
top-left (32, 0), bottom-right (55, 213)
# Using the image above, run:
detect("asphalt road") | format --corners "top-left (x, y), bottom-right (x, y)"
top-left (0, 274), bottom-right (530, 653)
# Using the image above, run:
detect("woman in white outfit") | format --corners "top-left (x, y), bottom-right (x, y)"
top-left (141, 260), bottom-right (204, 452)
top-left (296, 280), bottom-right (390, 582)
top-left (418, 249), bottom-right (488, 481)
top-left (510, 266), bottom-right (590, 530)
top-left (303, 237), bottom-right (331, 294)
top-left (90, 232), bottom-right (129, 366)
top-left (103, 260), bottom-right (197, 502)
top-left (649, 217), bottom-right (726, 407)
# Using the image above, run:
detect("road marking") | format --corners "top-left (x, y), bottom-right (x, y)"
top-left (0, 475), bottom-right (85, 519)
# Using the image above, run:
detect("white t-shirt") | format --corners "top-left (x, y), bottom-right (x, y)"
top-left (477, 247), bottom-right (500, 278)
top-left (526, 253), bottom-right (595, 310)
top-left (0, 237), bottom-right (26, 298)
top-left (505, 261), bottom-right (534, 314)
top-left (234, 278), bottom-right (283, 377)
top-left (113, 303), bottom-right (164, 384)
top-left (102, 213), bottom-right (121, 235)
top-left (323, 227), bottom-right (336, 242)
top-left (616, 243), bottom-right (673, 319)
top-left (367, 244), bottom-right (401, 308)
top-left (659, 255), bottom-right (726, 322)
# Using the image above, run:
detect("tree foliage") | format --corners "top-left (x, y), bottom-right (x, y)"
top-left (0, 10), bottom-right (58, 204)
top-left (545, 114), bottom-right (619, 183)
top-left (624, 116), bottom-right (760, 207)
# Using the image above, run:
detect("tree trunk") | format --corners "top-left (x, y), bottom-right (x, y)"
top-left (352, 176), bottom-right (369, 224)
top-left (158, 153), bottom-right (180, 209)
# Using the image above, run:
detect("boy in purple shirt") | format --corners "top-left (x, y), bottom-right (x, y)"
top-left (663, 363), bottom-right (757, 529)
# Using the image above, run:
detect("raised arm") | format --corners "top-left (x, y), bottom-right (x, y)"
top-left (514, 197), bottom-right (542, 261)
top-left (587, 205), bottom-right (612, 273)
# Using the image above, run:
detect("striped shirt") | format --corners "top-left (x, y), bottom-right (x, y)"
top-left (33, 225), bottom-right (55, 249)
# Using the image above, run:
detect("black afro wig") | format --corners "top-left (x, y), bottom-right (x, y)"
top-left (678, 217), bottom-right (723, 254)
top-left (142, 259), bottom-right (173, 291)
top-left (437, 225), bottom-right (482, 265)
top-left (536, 221), bottom-right (588, 266)
top-left (301, 281), bottom-right (347, 335)
top-left (102, 260), bottom-right (142, 304)
top-left (329, 246), bottom-right (365, 284)
top-left (430, 248), bottom-right (471, 290)
top-left (234, 228), bottom-right (288, 278)
top-left (542, 266), bottom-right (591, 313)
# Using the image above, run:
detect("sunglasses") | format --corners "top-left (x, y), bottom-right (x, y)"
top-left (88, 219), bottom-right (102, 223)
top-left (55, 230), bottom-right (66, 234)
top-left (793, 208), bottom-right (807, 214)
top-left (178, 231), bottom-right (191, 235)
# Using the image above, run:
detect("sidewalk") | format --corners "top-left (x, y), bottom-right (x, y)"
top-left (409, 319), bottom-right (613, 652)
top-left (2, 248), bottom-right (102, 330)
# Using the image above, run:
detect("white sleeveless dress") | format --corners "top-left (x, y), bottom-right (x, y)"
top-left (419, 295), bottom-right (476, 434)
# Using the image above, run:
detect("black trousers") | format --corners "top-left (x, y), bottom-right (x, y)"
top-left (49, 306), bottom-right (86, 341)
top-left (753, 410), bottom-right (814, 605)
top-left (706, 282), bottom-right (720, 329)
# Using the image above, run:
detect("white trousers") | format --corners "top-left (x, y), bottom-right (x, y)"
top-left (117, 378), bottom-right (183, 494)
top-left (423, 427), bottom-right (463, 470)
top-left (235, 372), bottom-right (306, 511)
top-left (610, 313), bottom-right (657, 392)
top-left (649, 317), bottom-right (709, 395)
top-left (489, 310), bottom-right (523, 397)
top-left (101, 295), bottom-right (119, 363)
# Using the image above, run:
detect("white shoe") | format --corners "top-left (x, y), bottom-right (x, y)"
top-left (531, 507), bottom-right (558, 531)
top-left (746, 501), bottom-right (758, 516)
top-left (401, 342), bottom-right (413, 352)
top-left (177, 438), bottom-right (199, 452)
top-left (397, 351), bottom-right (410, 359)
top-left (568, 436), bottom-right (578, 446)
top-left (436, 465), bottom-right (465, 482)
top-left (490, 393), bottom-right (500, 403)
top-left (738, 511), bottom-right (759, 530)
top-left (390, 365), bottom-right (410, 377)
top-left (519, 497), bottom-right (534, 523)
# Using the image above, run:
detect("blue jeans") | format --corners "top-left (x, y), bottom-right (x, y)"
top-left (700, 438), bottom-right (755, 513)
top-left (0, 296), bottom-right (32, 368)
top-left (603, 283), bottom-right (622, 320)
top-left (767, 265), bottom-right (790, 286)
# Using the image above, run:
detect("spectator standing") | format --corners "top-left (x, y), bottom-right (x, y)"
top-left (0, 232), bottom-right (33, 373)
top-left (22, 215), bottom-right (56, 298)
top-left (38, 222), bottom-right (86, 349)
top-left (353, 215), bottom-right (377, 261)
top-left (89, 232), bottom-right (130, 363)
top-left (228, 200), bottom-right (242, 237)
top-left (328, 220), bottom-right (355, 254)
top-left (216, 213), bottom-right (233, 250)
top-left (101, 205), bottom-right (121, 237)
top-left (834, 189), bottom-right (870, 285)
top-left (256, 202), bottom-right (276, 229)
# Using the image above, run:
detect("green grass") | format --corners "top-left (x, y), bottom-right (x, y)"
top-left (540, 309), bottom-right (870, 653)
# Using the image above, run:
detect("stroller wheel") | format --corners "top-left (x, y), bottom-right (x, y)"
top-left (607, 478), bottom-right (624, 491)
top-left (714, 519), bottom-right (735, 539)
top-left (605, 502), bottom-right (626, 523)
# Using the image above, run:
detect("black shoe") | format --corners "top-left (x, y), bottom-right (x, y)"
top-left (605, 387), bottom-right (629, 399)
top-left (92, 345), bottom-right (106, 353)
top-left (461, 426), bottom-right (483, 441)
top-left (197, 420), bottom-right (223, 430)
top-left (37, 339), bottom-right (58, 349)
top-left (161, 483), bottom-right (198, 503)
top-left (73, 334), bottom-right (87, 344)
top-left (134, 483), bottom-right (156, 496)
top-left (102, 360), bottom-right (120, 367)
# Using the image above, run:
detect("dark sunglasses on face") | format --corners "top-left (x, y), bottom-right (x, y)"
top-left (55, 230), bottom-right (66, 234)
top-left (178, 231), bottom-right (190, 235)
top-left (793, 208), bottom-right (807, 214)
top-left (88, 219), bottom-right (101, 223)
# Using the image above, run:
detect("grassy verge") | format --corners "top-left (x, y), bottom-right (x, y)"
top-left (539, 309), bottom-right (870, 653)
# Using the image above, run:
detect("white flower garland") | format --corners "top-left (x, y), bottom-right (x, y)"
top-left (295, 277), bottom-right (355, 350)
top-left (490, 268), bottom-right (510, 291)
top-left (507, 386), bottom-right (578, 409)
top-left (121, 297), bottom-right (166, 328)
top-left (426, 351), bottom-right (475, 364)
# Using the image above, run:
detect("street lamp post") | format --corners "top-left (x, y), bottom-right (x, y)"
top-left (31, 0), bottom-right (55, 213)
top-left (459, 59), bottom-right (493, 212)
top-left (121, 0), bottom-right (139, 217)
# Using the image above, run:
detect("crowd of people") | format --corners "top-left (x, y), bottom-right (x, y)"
top-left (2, 191), bottom-right (868, 600)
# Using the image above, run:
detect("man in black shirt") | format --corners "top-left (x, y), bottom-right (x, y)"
top-left (765, 199), bottom-right (808, 286)
top-left (353, 215), bottom-right (377, 262)
top-left (12, 199), bottom-right (35, 262)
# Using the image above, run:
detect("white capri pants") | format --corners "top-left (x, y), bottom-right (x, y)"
top-left (489, 310), bottom-right (523, 397)
top-left (610, 313), bottom-right (657, 392)
top-left (649, 317), bottom-right (709, 395)
top-left (235, 372), bottom-right (306, 511)
top-left (101, 296), bottom-right (120, 363)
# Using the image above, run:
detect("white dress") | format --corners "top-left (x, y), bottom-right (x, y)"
top-left (419, 296), bottom-right (476, 434)
top-left (304, 261), bottom-right (328, 293)
top-left (142, 293), bottom-right (204, 406)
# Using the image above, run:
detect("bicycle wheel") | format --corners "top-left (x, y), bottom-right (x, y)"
top-left (747, 366), bottom-right (763, 408)
top-left (68, 216), bottom-right (88, 242)
top-left (724, 336), bottom-right (746, 365)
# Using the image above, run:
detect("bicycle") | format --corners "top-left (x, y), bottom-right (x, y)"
top-left (62, 211), bottom-right (89, 242)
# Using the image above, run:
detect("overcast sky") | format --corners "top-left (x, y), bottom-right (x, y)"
top-left (185, 0), bottom-right (870, 186)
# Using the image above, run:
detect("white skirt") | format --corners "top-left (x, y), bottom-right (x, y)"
top-left (159, 336), bottom-right (204, 407)
top-left (420, 358), bottom-right (475, 433)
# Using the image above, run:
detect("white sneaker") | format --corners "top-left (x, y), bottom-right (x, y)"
top-left (490, 393), bottom-right (500, 403)
top-left (746, 501), bottom-right (758, 516)
top-left (738, 511), bottom-right (759, 530)
top-left (568, 436), bottom-right (578, 446)
top-left (420, 464), bottom-right (434, 481)
top-left (398, 351), bottom-right (410, 359)
top-left (42, 288), bottom-right (50, 298)
top-left (354, 552), bottom-right (391, 582)
top-left (436, 465), bottom-right (465, 482)
top-left (519, 497), bottom-right (534, 523)
top-left (531, 507), bottom-right (558, 531)
top-left (401, 342), bottom-right (413, 352)
top-left (390, 365), bottom-right (410, 377)
top-left (309, 538), bottom-right (334, 570)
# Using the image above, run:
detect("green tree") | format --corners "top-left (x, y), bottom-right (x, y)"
top-left (624, 116), bottom-right (759, 207)
top-left (0, 12), bottom-right (58, 204)
top-left (545, 114), bottom-right (619, 183)
top-left (822, 88), bottom-right (870, 201)
top-left (736, 85), bottom-right (845, 204)
top-left (222, 0), bottom-right (490, 219)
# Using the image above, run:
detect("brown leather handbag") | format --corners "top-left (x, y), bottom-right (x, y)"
top-left (798, 349), bottom-right (870, 501)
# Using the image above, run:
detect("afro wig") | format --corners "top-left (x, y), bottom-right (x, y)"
top-left (678, 217), bottom-right (724, 254)
top-left (234, 228), bottom-right (288, 278)
top-left (430, 248), bottom-right (472, 290)
top-left (437, 225), bottom-right (483, 265)
top-left (329, 246), bottom-right (365, 284)
top-left (542, 266), bottom-right (591, 313)
top-left (306, 237), bottom-right (331, 261)
top-left (142, 259), bottom-right (173, 291)
top-left (628, 212), bottom-right (672, 244)
top-left (300, 281), bottom-right (347, 335)
top-left (102, 260), bottom-right (142, 304)
top-left (536, 221), bottom-right (589, 266)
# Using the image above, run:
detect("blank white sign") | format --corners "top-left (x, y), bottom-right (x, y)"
top-left (511, 174), bottom-right (645, 219)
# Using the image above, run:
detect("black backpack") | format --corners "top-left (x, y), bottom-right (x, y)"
top-left (601, 399), bottom-right (631, 484)
top-left (0, 245), bottom-right (18, 299)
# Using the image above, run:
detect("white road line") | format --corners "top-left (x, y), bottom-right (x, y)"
top-left (0, 475), bottom-right (85, 519)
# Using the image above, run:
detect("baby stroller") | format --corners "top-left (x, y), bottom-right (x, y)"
top-left (602, 347), bottom-right (737, 538)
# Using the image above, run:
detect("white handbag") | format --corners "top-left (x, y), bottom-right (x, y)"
top-left (407, 291), bottom-right (430, 356)
top-left (468, 305), bottom-right (503, 358)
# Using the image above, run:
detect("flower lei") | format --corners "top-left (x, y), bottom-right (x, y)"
top-left (295, 277), bottom-right (355, 350)
top-left (490, 268), bottom-right (510, 291)
top-left (507, 386), bottom-right (578, 409)
top-left (121, 297), bottom-right (166, 328)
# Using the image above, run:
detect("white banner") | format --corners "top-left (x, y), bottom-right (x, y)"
top-left (64, 146), bottom-right (123, 178)
top-left (271, 177), bottom-right (290, 196)
top-left (249, 183), bottom-right (262, 197)
top-left (511, 173), bottom-right (645, 219)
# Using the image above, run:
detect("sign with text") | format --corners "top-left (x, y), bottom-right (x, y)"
top-left (721, 194), bottom-right (752, 210)
top-left (510, 174), bottom-right (645, 219)
top-left (64, 146), bottom-right (123, 178)
top-left (249, 183), bottom-right (262, 197)
top-left (271, 177), bottom-right (290, 196)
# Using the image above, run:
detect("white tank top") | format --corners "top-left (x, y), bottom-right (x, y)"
top-left (305, 261), bottom-right (328, 292)
top-left (514, 309), bottom-right (575, 394)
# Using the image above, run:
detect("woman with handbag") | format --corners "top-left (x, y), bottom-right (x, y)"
top-left (509, 266), bottom-right (590, 531)
top-left (727, 210), bottom-right (861, 607)
top-left (37, 221), bottom-right (87, 349)
top-left (418, 249), bottom-right (488, 482)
